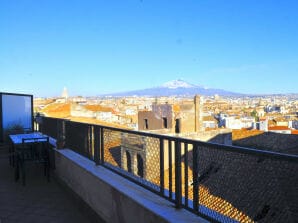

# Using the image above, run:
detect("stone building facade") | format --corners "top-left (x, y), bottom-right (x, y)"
top-left (138, 95), bottom-right (204, 134)
top-left (121, 133), bottom-right (160, 182)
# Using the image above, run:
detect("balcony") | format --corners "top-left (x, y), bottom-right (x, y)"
top-left (33, 116), bottom-right (298, 223)
top-left (1, 90), bottom-right (297, 223)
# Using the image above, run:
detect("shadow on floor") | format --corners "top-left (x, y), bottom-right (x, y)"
top-left (0, 157), bottom-right (103, 223)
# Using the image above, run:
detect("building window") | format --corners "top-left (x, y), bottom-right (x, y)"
top-left (126, 151), bottom-right (132, 173)
top-left (137, 154), bottom-right (144, 178)
top-left (144, 119), bottom-right (148, 129)
top-left (162, 117), bottom-right (168, 128)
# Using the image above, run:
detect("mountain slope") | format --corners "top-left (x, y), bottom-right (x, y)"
top-left (106, 79), bottom-right (243, 97)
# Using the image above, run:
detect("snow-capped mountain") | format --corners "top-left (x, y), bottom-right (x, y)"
top-left (162, 79), bottom-right (197, 89)
top-left (104, 79), bottom-right (243, 97)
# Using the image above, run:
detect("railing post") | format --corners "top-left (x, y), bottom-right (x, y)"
top-left (100, 127), bottom-right (104, 165)
top-left (184, 143), bottom-right (189, 207)
top-left (160, 138), bottom-right (164, 195)
top-left (94, 126), bottom-right (100, 165)
top-left (56, 119), bottom-right (60, 140)
top-left (193, 144), bottom-right (199, 212)
top-left (175, 139), bottom-right (182, 208)
top-left (56, 119), bottom-right (65, 149)
top-left (39, 116), bottom-right (44, 133)
top-left (88, 125), bottom-right (92, 160)
top-left (169, 140), bottom-right (173, 199)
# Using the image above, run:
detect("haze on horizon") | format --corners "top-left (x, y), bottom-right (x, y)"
top-left (0, 0), bottom-right (297, 97)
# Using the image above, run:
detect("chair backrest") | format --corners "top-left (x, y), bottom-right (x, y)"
top-left (22, 137), bottom-right (49, 161)
top-left (22, 137), bottom-right (49, 144)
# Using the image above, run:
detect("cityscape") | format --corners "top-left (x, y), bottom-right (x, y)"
top-left (35, 79), bottom-right (298, 148)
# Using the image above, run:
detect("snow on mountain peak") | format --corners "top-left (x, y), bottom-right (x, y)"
top-left (162, 79), bottom-right (196, 89)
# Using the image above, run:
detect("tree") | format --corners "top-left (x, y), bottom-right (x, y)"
top-left (250, 109), bottom-right (259, 121)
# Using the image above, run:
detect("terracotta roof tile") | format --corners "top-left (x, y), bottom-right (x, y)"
top-left (268, 126), bottom-right (290, 131)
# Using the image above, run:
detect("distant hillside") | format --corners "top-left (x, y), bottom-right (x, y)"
top-left (105, 79), bottom-right (243, 97)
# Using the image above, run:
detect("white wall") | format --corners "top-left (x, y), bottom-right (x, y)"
top-left (2, 94), bottom-right (32, 130)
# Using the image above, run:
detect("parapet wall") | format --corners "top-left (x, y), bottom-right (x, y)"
top-left (53, 148), bottom-right (207, 223)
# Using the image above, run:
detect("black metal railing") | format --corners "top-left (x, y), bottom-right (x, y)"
top-left (38, 117), bottom-right (63, 139)
top-left (38, 117), bottom-right (298, 223)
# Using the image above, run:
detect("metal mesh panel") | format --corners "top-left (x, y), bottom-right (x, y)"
top-left (157, 140), bottom-right (298, 223)
top-left (65, 122), bottom-right (93, 159)
top-left (143, 136), bottom-right (160, 184)
top-left (103, 129), bottom-right (121, 167)
top-left (189, 145), bottom-right (298, 223)
top-left (103, 128), bottom-right (161, 190)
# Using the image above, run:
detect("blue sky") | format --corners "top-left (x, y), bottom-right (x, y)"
top-left (0, 0), bottom-right (297, 97)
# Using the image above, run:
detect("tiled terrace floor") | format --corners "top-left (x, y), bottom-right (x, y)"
top-left (0, 157), bottom-right (93, 223)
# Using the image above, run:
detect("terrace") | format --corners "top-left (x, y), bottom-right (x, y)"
top-left (0, 156), bottom-right (95, 223)
top-left (1, 93), bottom-right (298, 223)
